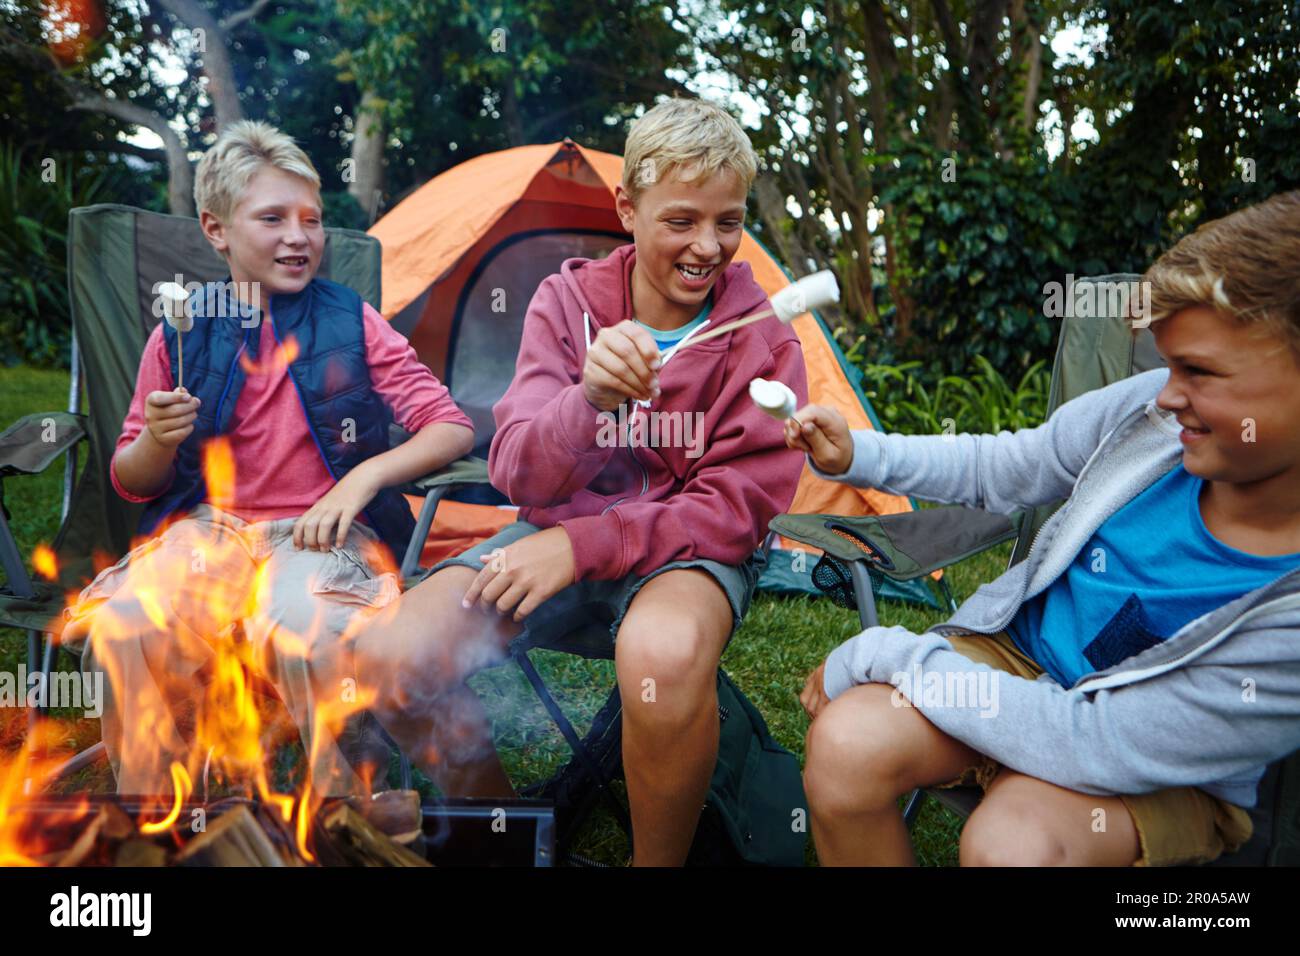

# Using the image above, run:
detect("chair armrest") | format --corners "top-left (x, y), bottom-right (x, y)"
top-left (770, 505), bottom-right (1022, 583)
top-left (396, 456), bottom-right (492, 581)
top-left (0, 412), bottom-right (87, 479)
top-left (400, 455), bottom-right (490, 495)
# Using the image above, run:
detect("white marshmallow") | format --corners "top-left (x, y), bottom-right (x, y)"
top-left (769, 270), bottom-right (840, 323)
top-left (158, 281), bottom-right (192, 332)
top-left (749, 377), bottom-right (798, 420)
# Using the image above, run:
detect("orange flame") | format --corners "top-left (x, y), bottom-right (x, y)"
top-left (32, 544), bottom-right (58, 581)
top-left (201, 437), bottom-right (236, 512)
top-left (0, 723), bottom-right (86, 865)
top-left (4, 433), bottom-right (399, 866)
top-left (139, 762), bottom-right (192, 835)
top-left (239, 335), bottom-right (300, 375)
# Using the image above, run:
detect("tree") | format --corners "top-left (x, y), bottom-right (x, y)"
top-left (335, 0), bottom-right (695, 217)
top-left (3, 0), bottom-right (277, 215)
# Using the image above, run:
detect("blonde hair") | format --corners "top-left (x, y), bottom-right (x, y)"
top-left (193, 120), bottom-right (321, 221)
top-left (1143, 190), bottom-right (1300, 352)
top-left (622, 98), bottom-right (757, 202)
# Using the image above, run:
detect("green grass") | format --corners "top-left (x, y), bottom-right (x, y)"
top-left (0, 364), bottom-right (1010, 865)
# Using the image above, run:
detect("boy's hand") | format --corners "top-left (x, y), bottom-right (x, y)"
top-left (462, 526), bottom-right (576, 622)
top-left (800, 660), bottom-right (831, 720)
top-left (583, 320), bottom-right (661, 411)
top-left (144, 388), bottom-right (201, 449)
top-left (784, 404), bottom-right (854, 475)
top-left (294, 465), bottom-right (381, 551)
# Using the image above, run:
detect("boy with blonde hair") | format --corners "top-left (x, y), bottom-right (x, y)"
top-left (65, 121), bottom-right (475, 796)
top-left (789, 191), bottom-right (1300, 866)
top-left (353, 98), bottom-right (808, 865)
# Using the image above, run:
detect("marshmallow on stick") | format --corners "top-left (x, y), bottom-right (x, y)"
top-left (749, 378), bottom-right (798, 420)
top-left (158, 282), bottom-right (191, 390)
top-left (668, 269), bottom-right (840, 354)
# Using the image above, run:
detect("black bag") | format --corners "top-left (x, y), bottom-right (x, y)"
top-left (687, 669), bottom-right (808, 866)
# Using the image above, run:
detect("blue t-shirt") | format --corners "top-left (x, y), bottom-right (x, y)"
top-left (634, 296), bottom-right (712, 349)
top-left (1008, 465), bottom-right (1299, 687)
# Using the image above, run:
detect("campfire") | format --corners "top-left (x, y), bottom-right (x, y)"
top-left (0, 436), bottom-right (558, 866)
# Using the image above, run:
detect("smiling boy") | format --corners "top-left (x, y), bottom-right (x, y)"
top-left (353, 99), bottom-right (808, 865)
top-left (787, 190), bottom-right (1300, 866)
top-left (65, 121), bottom-right (474, 796)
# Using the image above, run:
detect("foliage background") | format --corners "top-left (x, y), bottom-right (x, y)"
top-left (4, 0), bottom-right (1298, 391)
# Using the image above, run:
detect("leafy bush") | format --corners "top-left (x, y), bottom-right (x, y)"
top-left (874, 141), bottom-right (1088, 383)
top-left (0, 148), bottom-right (127, 368)
top-left (848, 349), bottom-right (1050, 438)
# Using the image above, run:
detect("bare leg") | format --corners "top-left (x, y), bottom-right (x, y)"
top-left (803, 682), bottom-right (987, 866)
top-left (351, 565), bottom-right (520, 798)
top-left (959, 768), bottom-right (1140, 866)
top-left (614, 569), bottom-right (733, 866)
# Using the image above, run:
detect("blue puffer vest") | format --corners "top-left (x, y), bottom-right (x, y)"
top-left (140, 277), bottom-right (415, 559)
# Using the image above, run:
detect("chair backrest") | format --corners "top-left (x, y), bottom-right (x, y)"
top-left (52, 204), bottom-right (382, 588)
top-left (1008, 273), bottom-right (1162, 565)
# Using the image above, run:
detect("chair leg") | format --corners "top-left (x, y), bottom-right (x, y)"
top-left (400, 486), bottom-right (446, 580)
top-left (902, 788), bottom-right (926, 828)
top-left (511, 646), bottom-right (631, 835)
top-left (850, 561), bottom-right (879, 629)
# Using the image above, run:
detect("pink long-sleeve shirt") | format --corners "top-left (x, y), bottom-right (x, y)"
top-left (112, 302), bottom-right (472, 523)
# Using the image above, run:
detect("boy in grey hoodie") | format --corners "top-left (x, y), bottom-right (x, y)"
top-left (787, 191), bottom-right (1300, 866)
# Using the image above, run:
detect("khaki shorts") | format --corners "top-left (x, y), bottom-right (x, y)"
top-left (935, 630), bottom-right (1254, 867)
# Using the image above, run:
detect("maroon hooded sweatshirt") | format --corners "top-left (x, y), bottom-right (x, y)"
top-left (488, 243), bottom-right (809, 582)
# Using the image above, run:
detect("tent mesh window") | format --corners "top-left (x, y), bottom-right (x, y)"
top-left (447, 231), bottom-right (628, 453)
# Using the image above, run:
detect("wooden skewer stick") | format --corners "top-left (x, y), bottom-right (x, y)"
top-left (666, 269), bottom-right (840, 357)
top-left (674, 307), bottom-right (775, 349)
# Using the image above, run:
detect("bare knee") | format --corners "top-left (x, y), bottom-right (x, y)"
top-left (960, 802), bottom-right (1070, 866)
top-left (353, 566), bottom-right (513, 712)
top-left (616, 615), bottom-right (718, 725)
top-left (804, 684), bottom-right (913, 814)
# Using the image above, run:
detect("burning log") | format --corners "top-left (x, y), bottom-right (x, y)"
top-left (52, 802), bottom-right (134, 867)
top-left (349, 789), bottom-right (423, 845)
top-left (315, 801), bottom-right (431, 867)
top-left (175, 804), bottom-right (289, 867)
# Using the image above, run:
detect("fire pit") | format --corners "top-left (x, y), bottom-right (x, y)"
top-left (7, 792), bottom-right (554, 867)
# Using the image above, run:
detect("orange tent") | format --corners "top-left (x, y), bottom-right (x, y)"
top-left (370, 140), bottom-right (929, 602)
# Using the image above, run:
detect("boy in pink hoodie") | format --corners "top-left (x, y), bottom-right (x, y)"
top-left (354, 98), bottom-right (808, 865)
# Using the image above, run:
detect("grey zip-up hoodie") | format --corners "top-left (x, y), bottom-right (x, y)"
top-left (817, 368), bottom-right (1300, 808)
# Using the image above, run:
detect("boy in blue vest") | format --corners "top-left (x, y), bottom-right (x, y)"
top-left (64, 121), bottom-right (474, 797)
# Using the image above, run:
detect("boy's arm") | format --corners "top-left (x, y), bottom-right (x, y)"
top-left (349, 421), bottom-right (474, 491)
top-left (488, 276), bottom-right (622, 506)
top-left (559, 338), bottom-right (810, 581)
top-left (814, 369), bottom-right (1170, 514)
top-left (821, 622), bottom-right (1300, 798)
top-left (111, 324), bottom-right (186, 501)
top-left (360, 302), bottom-right (475, 483)
top-left (294, 306), bottom-right (474, 551)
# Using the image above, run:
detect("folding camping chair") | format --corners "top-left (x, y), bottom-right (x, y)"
top-left (771, 274), bottom-right (1300, 866)
top-left (0, 203), bottom-right (485, 781)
